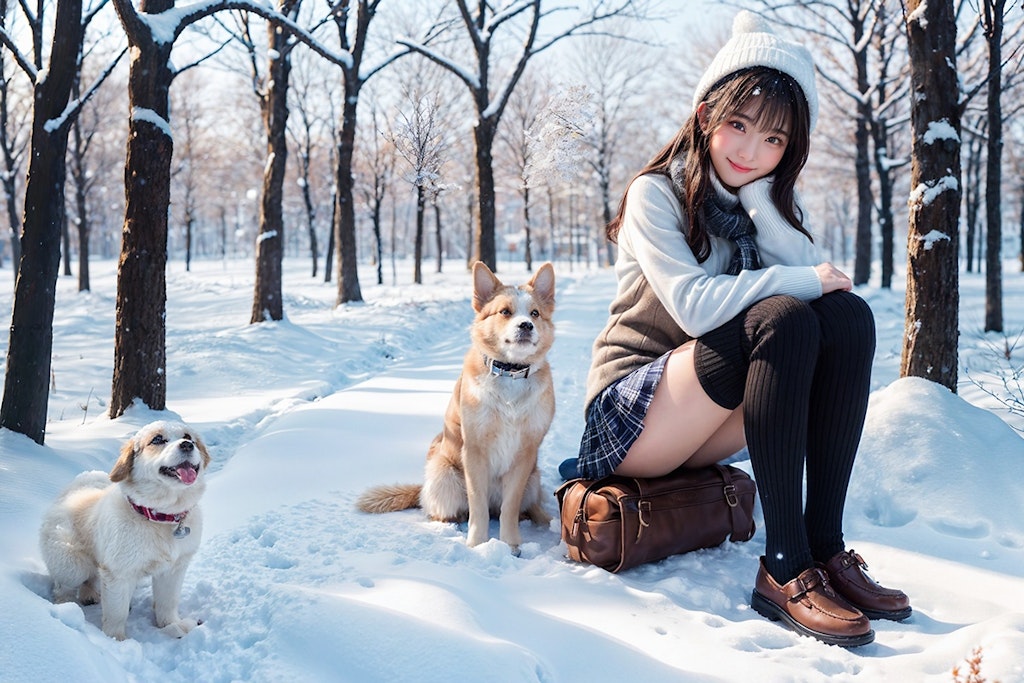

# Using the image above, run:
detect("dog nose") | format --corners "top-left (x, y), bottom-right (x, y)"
top-left (518, 321), bottom-right (534, 331)
top-left (179, 441), bottom-right (194, 452)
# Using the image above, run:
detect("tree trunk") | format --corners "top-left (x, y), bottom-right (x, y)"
top-left (434, 197), bottom-right (442, 274)
top-left (413, 184), bottom-right (424, 284)
top-left (964, 131), bottom-right (982, 272)
top-left (982, 0), bottom-right (1004, 332)
top-left (372, 195), bottom-right (383, 284)
top-left (324, 185), bottom-right (335, 283)
top-left (0, 0), bottom-right (83, 443)
top-left (852, 12), bottom-right (873, 286)
top-left (900, 0), bottom-right (961, 392)
top-left (110, 15), bottom-right (174, 418)
top-left (0, 50), bottom-right (21, 281)
top-left (334, 90), bottom-right (363, 303)
top-left (873, 118), bottom-right (895, 289)
top-left (474, 118), bottom-right (497, 271)
top-left (522, 185), bottom-right (533, 271)
top-left (250, 12), bottom-right (294, 324)
top-left (75, 177), bottom-right (91, 292)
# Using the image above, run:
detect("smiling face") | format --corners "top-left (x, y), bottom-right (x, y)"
top-left (109, 421), bottom-right (211, 506)
top-left (699, 100), bottom-right (790, 192)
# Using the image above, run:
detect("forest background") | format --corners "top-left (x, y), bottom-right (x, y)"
top-left (0, 0), bottom-right (1022, 445)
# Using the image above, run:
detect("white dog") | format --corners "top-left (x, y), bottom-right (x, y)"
top-left (39, 421), bottom-right (210, 640)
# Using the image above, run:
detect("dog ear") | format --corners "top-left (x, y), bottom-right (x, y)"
top-left (527, 262), bottom-right (555, 308)
top-left (472, 261), bottom-right (501, 312)
top-left (109, 438), bottom-right (137, 483)
top-left (193, 433), bottom-right (212, 469)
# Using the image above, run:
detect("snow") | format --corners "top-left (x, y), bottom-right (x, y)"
top-left (1, 257), bottom-right (1023, 682)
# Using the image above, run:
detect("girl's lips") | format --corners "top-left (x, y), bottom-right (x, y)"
top-left (729, 159), bottom-right (753, 173)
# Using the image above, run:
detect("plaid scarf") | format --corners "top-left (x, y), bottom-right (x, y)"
top-left (668, 154), bottom-right (760, 275)
top-left (703, 184), bottom-right (760, 274)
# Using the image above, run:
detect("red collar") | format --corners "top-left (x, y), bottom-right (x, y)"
top-left (125, 496), bottom-right (189, 524)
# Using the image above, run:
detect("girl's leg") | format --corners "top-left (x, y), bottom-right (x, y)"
top-left (803, 291), bottom-right (875, 561)
top-left (615, 341), bottom-right (745, 477)
top-left (732, 296), bottom-right (820, 584)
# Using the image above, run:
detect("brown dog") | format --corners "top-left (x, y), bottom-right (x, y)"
top-left (358, 262), bottom-right (555, 554)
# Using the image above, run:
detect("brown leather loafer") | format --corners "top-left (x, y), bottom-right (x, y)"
top-left (822, 549), bottom-right (912, 621)
top-left (751, 557), bottom-right (874, 647)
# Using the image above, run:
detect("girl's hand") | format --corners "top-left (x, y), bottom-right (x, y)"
top-left (815, 263), bottom-right (853, 294)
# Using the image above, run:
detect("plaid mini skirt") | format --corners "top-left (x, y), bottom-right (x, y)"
top-left (575, 351), bottom-right (671, 479)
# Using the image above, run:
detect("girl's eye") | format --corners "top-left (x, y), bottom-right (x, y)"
top-left (730, 120), bottom-right (746, 132)
top-left (766, 135), bottom-right (782, 145)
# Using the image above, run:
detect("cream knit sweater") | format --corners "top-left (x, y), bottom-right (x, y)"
top-left (584, 173), bottom-right (823, 409)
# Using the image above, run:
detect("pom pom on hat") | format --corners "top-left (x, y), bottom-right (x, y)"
top-left (693, 10), bottom-right (819, 131)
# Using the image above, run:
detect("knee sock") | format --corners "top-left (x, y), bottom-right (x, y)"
top-left (739, 296), bottom-right (820, 584)
top-left (804, 292), bottom-right (876, 562)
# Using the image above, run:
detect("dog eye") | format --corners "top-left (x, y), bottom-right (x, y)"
top-left (530, 309), bottom-right (540, 318)
top-left (151, 435), bottom-right (166, 445)
top-left (501, 308), bottom-right (512, 317)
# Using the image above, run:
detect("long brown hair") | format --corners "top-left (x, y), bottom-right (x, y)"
top-left (606, 67), bottom-right (813, 261)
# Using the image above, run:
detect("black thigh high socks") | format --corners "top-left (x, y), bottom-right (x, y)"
top-left (693, 292), bottom-right (875, 584)
top-left (804, 293), bottom-right (875, 563)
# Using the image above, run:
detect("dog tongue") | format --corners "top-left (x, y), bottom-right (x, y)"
top-left (177, 464), bottom-right (198, 485)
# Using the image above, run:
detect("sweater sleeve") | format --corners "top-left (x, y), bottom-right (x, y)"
top-left (620, 175), bottom-right (822, 338)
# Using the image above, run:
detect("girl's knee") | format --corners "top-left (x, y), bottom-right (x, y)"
top-left (747, 295), bottom-right (819, 345)
top-left (813, 292), bottom-right (876, 351)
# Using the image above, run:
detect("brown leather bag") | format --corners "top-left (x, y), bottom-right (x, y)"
top-left (555, 464), bottom-right (757, 573)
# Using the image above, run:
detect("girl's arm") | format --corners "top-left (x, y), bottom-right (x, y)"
top-left (621, 175), bottom-right (822, 338)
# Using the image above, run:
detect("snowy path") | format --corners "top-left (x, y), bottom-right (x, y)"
top-left (3, 261), bottom-right (1023, 682)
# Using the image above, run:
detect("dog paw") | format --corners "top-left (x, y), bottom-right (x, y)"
top-left (159, 618), bottom-right (201, 638)
top-left (509, 545), bottom-right (522, 558)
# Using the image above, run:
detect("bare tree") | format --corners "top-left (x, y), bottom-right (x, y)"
top-left (497, 72), bottom-right (546, 271)
top-left (900, 0), bottom-right (961, 392)
top-left (567, 31), bottom-right (657, 267)
top-left (980, 0), bottom-right (1006, 332)
top-left (287, 49), bottom-right (333, 279)
top-left (108, 0), bottom-right (348, 417)
top-left (327, 0), bottom-right (411, 305)
top-left (230, 1), bottom-right (303, 324)
top-left (399, 0), bottom-right (645, 272)
top-left (0, 0), bottom-right (120, 443)
top-left (388, 82), bottom-right (448, 284)
top-left (356, 98), bottom-right (395, 285)
top-left (0, 34), bottom-right (29, 280)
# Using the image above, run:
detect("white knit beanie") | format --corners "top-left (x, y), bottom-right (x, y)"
top-left (693, 11), bottom-right (818, 131)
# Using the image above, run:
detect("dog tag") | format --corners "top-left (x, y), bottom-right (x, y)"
top-left (173, 523), bottom-right (191, 539)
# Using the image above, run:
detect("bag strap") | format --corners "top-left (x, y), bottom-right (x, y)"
top-left (712, 464), bottom-right (743, 537)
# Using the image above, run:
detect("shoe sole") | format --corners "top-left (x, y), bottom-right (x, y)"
top-left (859, 605), bottom-right (912, 622)
top-left (751, 590), bottom-right (875, 647)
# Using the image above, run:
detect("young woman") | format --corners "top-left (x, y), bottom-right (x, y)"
top-left (571, 12), bottom-right (910, 647)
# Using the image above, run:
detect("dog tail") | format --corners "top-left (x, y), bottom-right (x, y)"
top-left (356, 484), bottom-right (422, 514)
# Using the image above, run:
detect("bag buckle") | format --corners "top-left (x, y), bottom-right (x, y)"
top-left (636, 500), bottom-right (651, 541)
top-left (723, 484), bottom-right (739, 507)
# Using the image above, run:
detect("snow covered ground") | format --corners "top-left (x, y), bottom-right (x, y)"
top-left (1, 256), bottom-right (1022, 682)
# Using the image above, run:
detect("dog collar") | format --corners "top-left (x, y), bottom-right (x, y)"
top-left (126, 496), bottom-right (192, 538)
top-left (483, 355), bottom-right (531, 379)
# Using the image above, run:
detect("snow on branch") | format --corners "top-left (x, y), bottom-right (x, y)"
top-left (127, 0), bottom-right (352, 69)
top-left (395, 37), bottom-right (482, 90)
